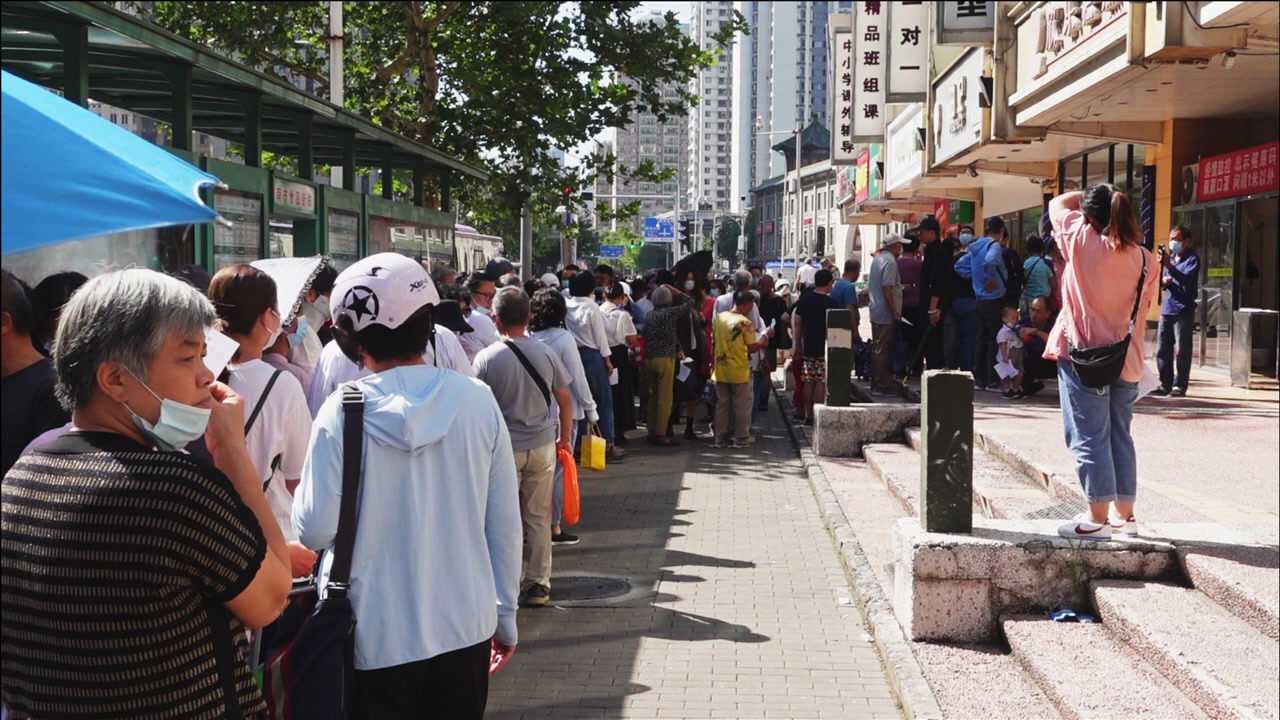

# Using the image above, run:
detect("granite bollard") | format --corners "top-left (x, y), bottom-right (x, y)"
top-left (919, 370), bottom-right (973, 533)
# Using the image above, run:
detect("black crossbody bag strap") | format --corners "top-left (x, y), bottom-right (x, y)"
top-left (243, 369), bottom-right (284, 435)
top-left (1126, 253), bottom-right (1148, 334)
top-left (505, 340), bottom-right (551, 409)
top-left (327, 383), bottom-right (365, 595)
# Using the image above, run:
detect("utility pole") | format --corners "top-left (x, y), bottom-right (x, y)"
top-left (793, 125), bottom-right (803, 279)
top-left (520, 201), bottom-right (533, 281)
top-left (327, 1), bottom-right (343, 189)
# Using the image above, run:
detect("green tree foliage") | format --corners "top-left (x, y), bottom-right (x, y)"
top-left (716, 218), bottom-right (741, 268)
top-left (141, 1), bottom-right (747, 236)
top-left (743, 207), bottom-right (760, 260)
top-left (600, 227), bottom-right (643, 271)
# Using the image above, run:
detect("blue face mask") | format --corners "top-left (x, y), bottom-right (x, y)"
top-left (1168, 240), bottom-right (1183, 256)
top-left (958, 232), bottom-right (975, 246)
top-left (123, 369), bottom-right (211, 451)
top-left (287, 316), bottom-right (324, 370)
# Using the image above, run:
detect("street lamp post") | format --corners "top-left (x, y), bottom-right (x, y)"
top-left (753, 117), bottom-right (804, 282)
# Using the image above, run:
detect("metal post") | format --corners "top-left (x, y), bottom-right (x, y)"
top-left (164, 64), bottom-right (194, 151)
top-left (519, 201), bottom-right (533, 281)
top-left (297, 113), bottom-right (314, 180)
top-left (242, 93), bottom-right (263, 168)
top-left (328, 0), bottom-right (344, 188)
top-left (52, 23), bottom-right (88, 108)
top-left (413, 158), bottom-right (427, 208)
top-left (340, 129), bottom-right (356, 191)
top-left (794, 126), bottom-right (803, 280)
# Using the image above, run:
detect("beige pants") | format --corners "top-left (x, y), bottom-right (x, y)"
top-left (715, 381), bottom-right (752, 442)
top-left (514, 442), bottom-right (557, 589)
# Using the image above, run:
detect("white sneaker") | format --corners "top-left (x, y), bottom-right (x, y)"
top-left (1057, 515), bottom-right (1114, 541)
top-left (1108, 512), bottom-right (1138, 537)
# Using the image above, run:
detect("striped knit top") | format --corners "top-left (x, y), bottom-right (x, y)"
top-left (1, 431), bottom-right (267, 719)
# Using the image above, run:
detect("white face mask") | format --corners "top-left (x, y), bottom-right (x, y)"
top-left (300, 296), bottom-right (330, 330)
top-left (709, 289), bottom-right (720, 297)
top-left (123, 369), bottom-right (211, 451)
top-left (684, 280), bottom-right (696, 291)
top-left (261, 309), bottom-right (283, 351)
top-left (1168, 240), bottom-right (1183, 256)
top-left (288, 316), bottom-right (324, 370)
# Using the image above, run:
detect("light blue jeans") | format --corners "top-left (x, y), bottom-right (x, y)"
top-left (1057, 359), bottom-right (1139, 504)
top-left (552, 423), bottom-right (580, 527)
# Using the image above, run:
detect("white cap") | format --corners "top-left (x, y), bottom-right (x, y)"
top-left (331, 252), bottom-right (440, 332)
top-left (878, 233), bottom-right (905, 251)
top-left (540, 272), bottom-right (560, 288)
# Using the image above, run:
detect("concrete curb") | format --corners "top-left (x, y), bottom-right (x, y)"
top-left (974, 429), bottom-right (1081, 504)
top-left (773, 382), bottom-right (944, 720)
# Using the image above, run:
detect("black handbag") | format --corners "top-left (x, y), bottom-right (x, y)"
top-left (262, 383), bottom-right (365, 720)
top-left (1068, 253), bottom-right (1147, 389)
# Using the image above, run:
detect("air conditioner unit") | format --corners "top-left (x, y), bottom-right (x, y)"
top-left (1180, 163), bottom-right (1199, 206)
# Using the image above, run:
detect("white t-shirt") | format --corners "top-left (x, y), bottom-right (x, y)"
top-left (997, 324), bottom-right (1023, 349)
top-left (306, 326), bottom-right (475, 417)
top-left (226, 358), bottom-right (311, 543)
top-left (460, 309), bottom-right (501, 360)
top-left (564, 296), bottom-right (611, 356)
top-left (600, 301), bottom-right (638, 348)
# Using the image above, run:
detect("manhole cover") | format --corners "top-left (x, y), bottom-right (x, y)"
top-left (552, 575), bottom-right (632, 602)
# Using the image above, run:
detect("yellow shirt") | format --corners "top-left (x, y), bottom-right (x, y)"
top-left (712, 311), bottom-right (756, 385)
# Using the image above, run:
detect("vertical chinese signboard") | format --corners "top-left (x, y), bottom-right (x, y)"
top-left (831, 14), bottom-right (857, 163)
top-left (852, 1), bottom-right (887, 142)
top-left (936, 0), bottom-right (994, 46)
top-left (888, 1), bottom-right (928, 100)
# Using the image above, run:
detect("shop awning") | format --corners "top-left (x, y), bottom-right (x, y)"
top-left (0, 1), bottom-right (487, 180)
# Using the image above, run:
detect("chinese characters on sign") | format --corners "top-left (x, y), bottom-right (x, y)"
top-left (852, 1), bottom-right (887, 141)
top-left (937, 0), bottom-right (994, 44)
top-left (273, 179), bottom-right (316, 215)
top-left (1197, 142), bottom-right (1280, 202)
top-left (832, 21), bottom-right (857, 162)
top-left (888, 1), bottom-right (928, 98)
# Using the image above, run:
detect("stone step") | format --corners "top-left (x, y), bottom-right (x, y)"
top-left (911, 640), bottom-right (1063, 720)
top-left (865, 431), bottom-right (1077, 521)
top-left (1092, 580), bottom-right (1280, 720)
top-left (1002, 614), bottom-right (1208, 720)
top-left (863, 442), bottom-right (920, 516)
top-left (1178, 545), bottom-right (1280, 640)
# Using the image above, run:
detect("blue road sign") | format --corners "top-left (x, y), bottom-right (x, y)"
top-left (599, 244), bottom-right (624, 258)
top-left (642, 217), bottom-right (674, 241)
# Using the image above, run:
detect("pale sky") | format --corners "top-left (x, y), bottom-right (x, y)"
top-left (567, 1), bottom-right (693, 167)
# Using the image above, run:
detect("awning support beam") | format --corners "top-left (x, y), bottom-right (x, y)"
top-left (161, 63), bottom-right (193, 151)
top-left (50, 22), bottom-right (89, 107)
top-left (296, 112), bottom-right (314, 180)
top-left (241, 92), bottom-right (262, 167)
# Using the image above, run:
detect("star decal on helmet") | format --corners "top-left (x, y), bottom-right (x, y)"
top-left (342, 285), bottom-right (379, 324)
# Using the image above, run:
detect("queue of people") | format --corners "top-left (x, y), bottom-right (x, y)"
top-left (0, 248), bottom-right (804, 719)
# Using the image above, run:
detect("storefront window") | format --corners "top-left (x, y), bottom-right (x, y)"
top-left (327, 210), bottom-right (359, 270)
top-left (212, 189), bottom-right (263, 268)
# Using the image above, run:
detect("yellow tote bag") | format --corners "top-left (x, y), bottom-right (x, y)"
top-left (580, 422), bottom-right (606, 472)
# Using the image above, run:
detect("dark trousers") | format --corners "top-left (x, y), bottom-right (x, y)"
top-left (579, 347), bottom-right (614, 442)
top-left (609, 345), bottom-right (636, 435)
top-left (1158, 310), bottom-right (1195, 390)
top-left (921, 306), bottom-right (945, 371)
top-left (353, 639), bottom-right (490, 719)
top-left (973, 299), bottom-right (1004, 387)
top-left (753, 368), bottom-right (770, 411)
top-left (893, 306), bottom-right (923, 377)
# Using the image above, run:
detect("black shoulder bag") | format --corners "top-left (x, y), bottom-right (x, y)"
top-left (262, 382), bottom-right (364, 720)
top-left (505, 340), bottom-right (552, 409)
top-left (1068, 252), bottom-right (1147, 389)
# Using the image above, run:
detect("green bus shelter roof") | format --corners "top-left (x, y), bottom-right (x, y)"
top-left (1, 1), bottom-right (487, 180)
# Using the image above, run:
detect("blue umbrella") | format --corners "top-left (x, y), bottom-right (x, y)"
top-left (2, 70), bottom-right (220, 255)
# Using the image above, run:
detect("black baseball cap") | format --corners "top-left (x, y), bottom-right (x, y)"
top-left (431, 300), bottom-right (473, 334)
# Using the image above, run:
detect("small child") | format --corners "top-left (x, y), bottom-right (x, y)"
top-left (995, 306), bottom-right (1024, 398)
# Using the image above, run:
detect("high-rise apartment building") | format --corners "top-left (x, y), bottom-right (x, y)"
top-left (594, 74), bottom-right (689, 233)
top-left (732, 1), bottom-right (852, 210)
top-left (687, 1), bottom-right (736, 214)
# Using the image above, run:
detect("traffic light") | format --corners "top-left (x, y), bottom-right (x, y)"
top-left (562, 186), bottom-right (574, 201)
top-left (678, 220), bottom-right (692, 251)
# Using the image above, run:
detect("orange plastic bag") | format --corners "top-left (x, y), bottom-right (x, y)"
top-left (558, 447), bottom-right (581, 526)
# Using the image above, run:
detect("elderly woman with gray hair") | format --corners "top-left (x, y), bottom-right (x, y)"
top-left (640, 283), bottom-right (690, 446)
top-left (1, 269), bottom-right (291, 719)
